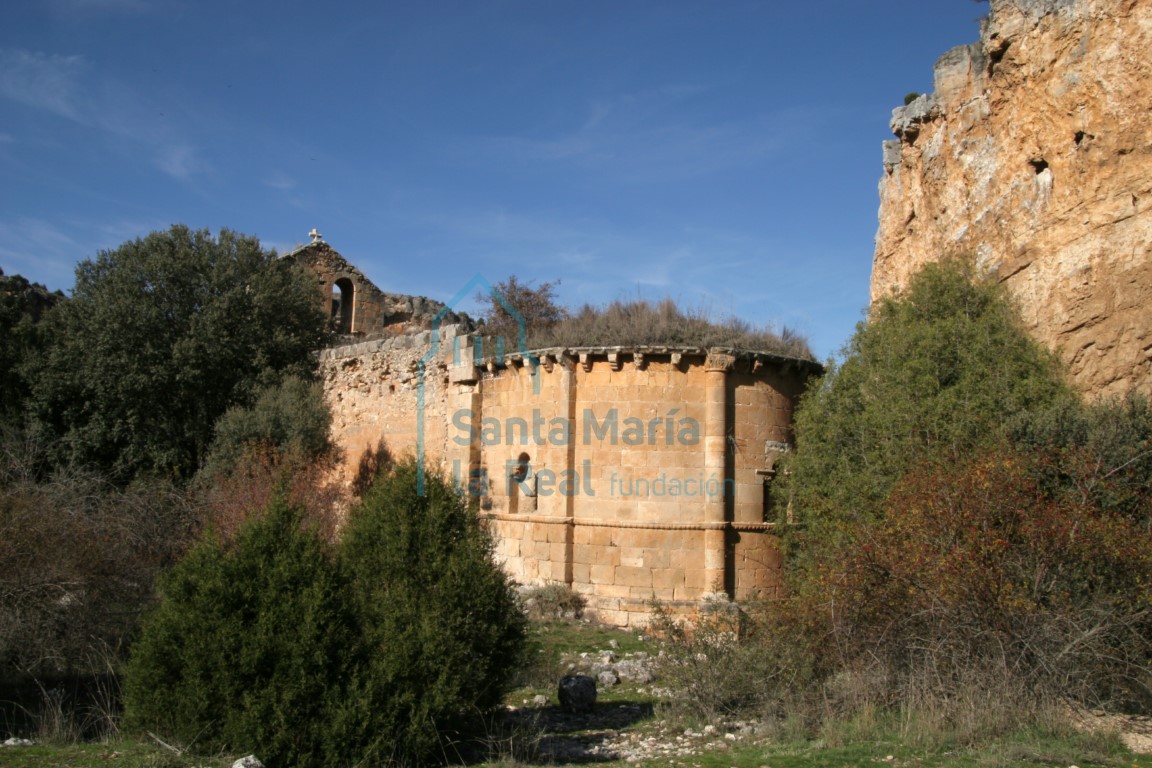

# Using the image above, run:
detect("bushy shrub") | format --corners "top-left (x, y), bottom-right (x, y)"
top-left (651, 601), bottom-right (814, 722)
top-left (333, 458), bottom-right (527, 765)
top-left (193, 442), bottom-right (344, 545)
top-left (770, 258), bottom-right (1151, 738)
top-left (123, 499), bottom-right (350, 767)
top-left (125, 460), bottom-right (526, 767)
top-left (200, 375), bottom-right (334, 479)
top-left (1009, 392), bottom-right (1152, 525)
top-left (519, 582), bottom-right (586, 621)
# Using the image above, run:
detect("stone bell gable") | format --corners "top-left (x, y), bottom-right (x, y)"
top-left (285, 232), bottom-right (466, 338)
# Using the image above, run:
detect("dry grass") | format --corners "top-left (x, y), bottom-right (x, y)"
top-left (525, 298), bottom-right (812, 359)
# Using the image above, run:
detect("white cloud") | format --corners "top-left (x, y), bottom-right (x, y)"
top-left (459, 84), bottom-right (793, 182)
top-left (264, 172), bottom-right (297, 191)
top-left (0, 46), bottom-right (211, 181)
top-left (0, 49), bottom-right (87, 120)
top-left (155, 144), bottom-right (205, 180)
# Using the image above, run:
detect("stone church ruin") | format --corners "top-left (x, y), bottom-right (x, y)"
top-left (287, 236), bottom-right (821, 627)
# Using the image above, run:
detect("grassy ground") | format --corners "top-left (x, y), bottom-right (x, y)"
top-left (3, 617), bottom-right (1150, 768)
top-left (3, 735), bottom-right (1149, 768)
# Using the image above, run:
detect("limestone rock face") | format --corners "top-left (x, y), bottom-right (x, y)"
top-left (873, 0), bottom-right (1152, 397)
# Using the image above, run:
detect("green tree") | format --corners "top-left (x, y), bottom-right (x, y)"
top-left (781, 258), bottom-right (1071, 542)
top-left (766, 258), bottom-right (1151, 722)
top-left (30, 226), bottom-right (328, 482)
top-left (0, 270), bottom-right (63, 428)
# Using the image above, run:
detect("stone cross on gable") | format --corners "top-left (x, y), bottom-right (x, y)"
top-left (308, 228), bottom-right (323, 243)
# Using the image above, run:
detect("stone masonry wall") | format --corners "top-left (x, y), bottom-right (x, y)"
top-left (874, 0), bottom-right (1152, 397)
top-left (320, 327), bottom-right (818, 627)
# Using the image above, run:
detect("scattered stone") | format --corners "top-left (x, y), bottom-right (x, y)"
top-left (2, 738), bottom-right (35, 747)
top-left (616, 658), bottom-right (654, 683)
top-left (597, 669), bottom-right (620, 687)
top-left (532, 694), bottom-right (548, 707)
top-left (232, 756), bottom-right (264, 768)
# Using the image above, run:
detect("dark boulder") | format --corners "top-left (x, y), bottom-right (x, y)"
top-left (558, 674), bottom-right (597, 714)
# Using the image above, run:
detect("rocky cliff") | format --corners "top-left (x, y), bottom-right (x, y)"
top-left (873, 0), bottom-right (1152, 397)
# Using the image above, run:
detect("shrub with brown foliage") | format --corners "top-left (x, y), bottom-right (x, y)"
top-left (193, 443), bottom-right (345, 544)
top-left (477, 275), bottom-right (568, 345)
top-left (0, 456), bottom-right (194, 677)
top-left (651, 600), bottom-right (816, 722)
top-left (651, 444), bottom-right (1151, 740)
top-left (823, 448), bottom-right (1152, 710)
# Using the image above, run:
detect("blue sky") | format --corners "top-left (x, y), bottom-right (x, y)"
top-left (0, 1), bottom-right (987, 360)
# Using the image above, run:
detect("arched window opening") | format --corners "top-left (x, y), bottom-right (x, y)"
top-left (508, 452), bottom-right (536, 514)
top-left (332, 277), bottom-right (355, 334)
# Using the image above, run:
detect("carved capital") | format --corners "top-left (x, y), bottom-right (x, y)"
top-left (705, 352), bottom-right (736, 373)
